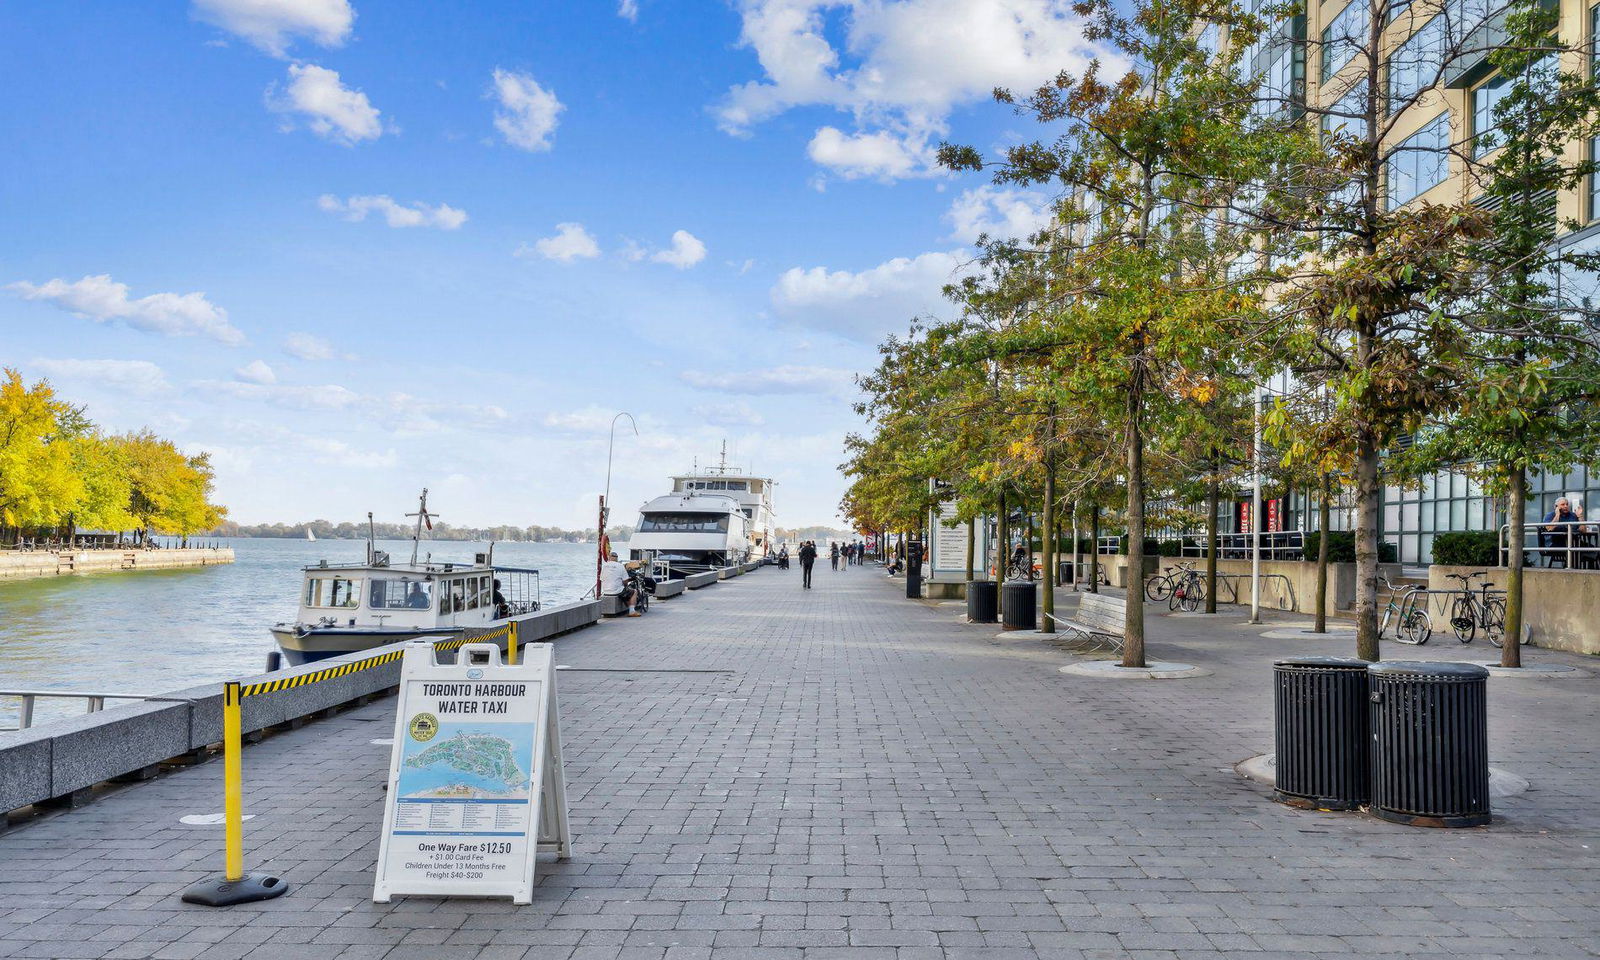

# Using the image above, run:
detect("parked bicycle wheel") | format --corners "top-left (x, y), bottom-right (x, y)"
top-left (1483, 597), bottom-right (1507, 647)
top-left (1395, 607), bottom-right (1431, 645)
top-left (1145, 576), bottom-right (1172, 602)
top-left (1178, 580), bottom-right (1204, 612)
top-left (1450, 596), bottom-right (1477, 644)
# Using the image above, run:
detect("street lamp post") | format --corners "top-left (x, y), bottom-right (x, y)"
top-left (1250, 385), bottom-right (1262, 624)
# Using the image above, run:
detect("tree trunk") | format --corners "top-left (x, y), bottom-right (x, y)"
top-left (1041, 458), bottom-right (1056, 634)
top-left (1315, 476), bottom-right (1332, 633)
top-left (1504, 467), bottom-right (1526, 668)
top-left (1089, 505), bottom-right (1100, 594)
top-left (997, 489), bottom-right (1009, 616)
top-left (1123, 394), bottom-right (1147, 669)
top-left (1353, 432), bottom-right (1381, 661)
top-left (1205, 457), bottom-right (1219, 614)
top-left (965, 509), bottom-right (976, 584)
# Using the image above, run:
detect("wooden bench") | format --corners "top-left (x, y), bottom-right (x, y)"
top-left (1051, 593), bottom-right (1126, 654)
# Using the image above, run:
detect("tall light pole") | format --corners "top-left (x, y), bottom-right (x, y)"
top-left (605, 412), bottom-right (638, 511)
top-left (1249, 385), bottom-right (1262, 624)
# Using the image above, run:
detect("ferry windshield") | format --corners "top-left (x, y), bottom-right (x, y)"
top-left (369, 579), bottom-right (433, 610)
top-left (306, 577), bottom-right (361, 608)
top-left (640, 512), bottom-right (730, 533)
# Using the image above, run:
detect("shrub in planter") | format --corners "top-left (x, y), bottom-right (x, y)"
top-left (1302, 531), bottom-right (1355, 563)
top-left (1158, 540), bottom-right (1185, 557)
top-left (1116, 537), bottom-right (1161, 556)
top-left (1431, 531), bottom-right (1500, 567)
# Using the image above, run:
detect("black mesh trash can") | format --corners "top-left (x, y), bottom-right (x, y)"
top-left (1273, 657), bottom-right (1370, 810)
top-left (1000, 581), bottom-right (1036, 630)
top-left (1368, 661), bottom-right (1491, 827)
top-left (967, 580), bottom-right (998, 623)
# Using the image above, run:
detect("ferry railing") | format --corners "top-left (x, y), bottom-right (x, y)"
top-left (0, 690), bottom-right (196, 731)
top-left (1499, 521), bottom-right (1600, 569)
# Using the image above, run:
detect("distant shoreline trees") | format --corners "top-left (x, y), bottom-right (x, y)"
top-left (215, 519), bottom-right (638, 543)
top-left (0, 369), bottom-right (225, 544)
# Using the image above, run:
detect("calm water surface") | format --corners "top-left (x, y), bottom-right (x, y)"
top-left (0, 537), bottom-right (617, 729)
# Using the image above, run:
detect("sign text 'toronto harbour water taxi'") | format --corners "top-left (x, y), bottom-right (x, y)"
top-left (269, 491), bottom-right (542, 666)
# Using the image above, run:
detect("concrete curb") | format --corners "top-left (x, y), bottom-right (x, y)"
top-left (1236, 752), bottom-right (1530, 799)
top-left (1059, 660), bottom-right (1211, 679)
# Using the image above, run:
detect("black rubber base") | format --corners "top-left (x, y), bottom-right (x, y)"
top-left (1372, 807), bottom-right (1491, 828)
top-left (1273, 790), bottom-right (1364, 812)
top-left (181, 872), bottom-right (289, 906)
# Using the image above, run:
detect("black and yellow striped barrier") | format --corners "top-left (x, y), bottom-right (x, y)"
top-left (182, 622), bottom-right (518, 907)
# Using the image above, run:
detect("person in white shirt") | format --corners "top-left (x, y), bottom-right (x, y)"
top-left (599, 552), bottom-right (642, 616)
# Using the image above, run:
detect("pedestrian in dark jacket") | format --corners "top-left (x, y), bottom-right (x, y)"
top-left (799, 540), bottom-right (818, 589)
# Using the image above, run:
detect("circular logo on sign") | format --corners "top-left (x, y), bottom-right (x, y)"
top-left (408, 713), bottom-right (439, 742)
top-left (466, 668), bottom-right (484, 680)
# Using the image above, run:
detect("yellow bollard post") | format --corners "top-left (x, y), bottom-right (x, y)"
top-left (222, 682), bottom-right (244, 883)
top-left (508, 621), bottom-right (519, 665)
top-left (180, 681), bottom-right (289, 906)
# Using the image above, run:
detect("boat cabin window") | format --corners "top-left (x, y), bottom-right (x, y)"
top-left (440, 578), bottom-right (472, 614)
top-left (639, 512), bottom-right (731, 533)
top-left (305, 576), bottom-right (361, 608)
top-left (369, 579), bottom-right (432, 610)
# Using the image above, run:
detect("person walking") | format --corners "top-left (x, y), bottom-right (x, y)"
top-left (830, 541), bottom-right (840, 571)
top-left (799, 540), bottom-right (817, 589)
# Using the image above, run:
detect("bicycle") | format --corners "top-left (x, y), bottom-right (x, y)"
top-left (1378, 575), bottom-right (1432, 645)
top-left (1168, 567), bottom-right (1206, 612)
top-left (1006, 555), bottom-right (1038, 581)
top-left (1144, 562), bottom-right (1193, 603)
top-left (1440, 571), bottom-right (1508, 646)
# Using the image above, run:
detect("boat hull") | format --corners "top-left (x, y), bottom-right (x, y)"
top-left (269, 626), bottom-right (459, 667)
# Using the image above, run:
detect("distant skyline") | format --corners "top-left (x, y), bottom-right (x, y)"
top-left (1, 1), bottom-right (1090, 528)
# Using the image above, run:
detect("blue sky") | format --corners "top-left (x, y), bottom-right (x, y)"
top-left (1, 0), bottom-right (1093, 529)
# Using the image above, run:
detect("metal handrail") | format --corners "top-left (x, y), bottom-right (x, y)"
top-left (1498, 520), bottom-right (1600, 569)
top-left (0, 690), bottom-right (196, 732)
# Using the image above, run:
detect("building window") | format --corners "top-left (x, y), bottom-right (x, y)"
top-left (1470, 72), bottom-right (1509, 157)
top-left (1322, 81), bottom-right (1369, 139)
top-left (1387, 15), bottom-right (1445, 109)
top-left (1322, 0), bottom-right (1368, 83)
top-left (1386, 111), bottom-right (1451, 207)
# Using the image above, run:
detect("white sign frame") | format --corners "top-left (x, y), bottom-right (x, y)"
top-left (373, 640), bottom-right (570, 904)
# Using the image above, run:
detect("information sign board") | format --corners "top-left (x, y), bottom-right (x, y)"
top-left (373, 640), bottom-right (570, 904)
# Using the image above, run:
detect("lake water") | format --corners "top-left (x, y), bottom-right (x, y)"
top-left (0, 537), bottom-right (617, 730)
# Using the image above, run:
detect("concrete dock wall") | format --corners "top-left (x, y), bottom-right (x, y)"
top-left (0, 547), bottom-right (234, 581)
top-left (0, 599), bottom-right (599, 815)
top-left (2, 566), bottom-right (770, 817)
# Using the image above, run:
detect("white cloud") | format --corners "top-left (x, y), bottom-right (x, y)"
top-left (618, 0), bottom-right (640, 21)
top-left (807, 126), bottom-right (934, 180)
top-left (234, 360), bottom-right (277, 385)
top-left (681, 364), bottom-right (854, 396)
top-left (770, 249), bottom-right (966, 340)
top-left (212, 379), bottom-right (363, 409)
top-left (29, 358), bottom-right (170, 397)
top-left (283, 331), bottom-right (350, 360)
top-left (490, 68), bottom-right (563, 152)
top-left (268, 63), bottom-right (384, 144)
top-left (317, 194), bottom-right (467, 230)
top-left (719, 0), bottom-right (1105, 180)
top-left (191, 0), bottom-right (354, 57)
top-left (650, 230), bottom-right (707, 269)
top-left (519, 222), bottom-right (601, 263)
top-left (694, 399), bottom-right (766, 427)
top-left (300, 437), bottom-right (398, 468)
top-left (9, 274), bottom-right (244, 345)
top-left (946, 186), bottom-right (1053, 244)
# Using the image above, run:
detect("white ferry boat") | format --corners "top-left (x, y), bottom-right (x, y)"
top-left (627, 449), bottom-right (775, 574)
top-left (269, 492), bottom-right (542, 667)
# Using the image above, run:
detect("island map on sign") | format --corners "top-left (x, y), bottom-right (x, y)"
top-left (399, 726), bottom-right (535, 801)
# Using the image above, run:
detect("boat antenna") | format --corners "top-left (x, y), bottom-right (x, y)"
top-left (366, 511), bottom-right (375, 564)
top-left (406, 488), bottom-right (435, 566)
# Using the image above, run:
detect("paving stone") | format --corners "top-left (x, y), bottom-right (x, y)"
top-left (2, 572), bottom-right (1598, 960)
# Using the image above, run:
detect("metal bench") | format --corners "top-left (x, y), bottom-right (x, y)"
top-left (1052, 593), bottom-right (1126, 655)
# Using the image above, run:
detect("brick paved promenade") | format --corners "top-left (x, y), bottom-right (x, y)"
top-left (2, 566), bottom-right (1598, 959)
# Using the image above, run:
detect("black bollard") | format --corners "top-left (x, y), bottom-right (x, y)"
top-left (905, 541), bottom-right (923, 599)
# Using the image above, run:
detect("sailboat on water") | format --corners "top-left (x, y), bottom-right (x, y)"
top-left (305, 527), bottom-right (316, 542)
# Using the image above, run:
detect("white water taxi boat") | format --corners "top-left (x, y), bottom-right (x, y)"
top-left (269, 492), bottom-right (541, 667)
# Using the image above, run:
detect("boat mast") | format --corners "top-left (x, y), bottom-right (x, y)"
top-left (366, 511), bottom-right (375, 564)
top-left (406, 489), bottom-right (434, 566)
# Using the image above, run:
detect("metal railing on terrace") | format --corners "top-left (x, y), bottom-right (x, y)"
top-left (1498, 521), bottom-right (1600, 570)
